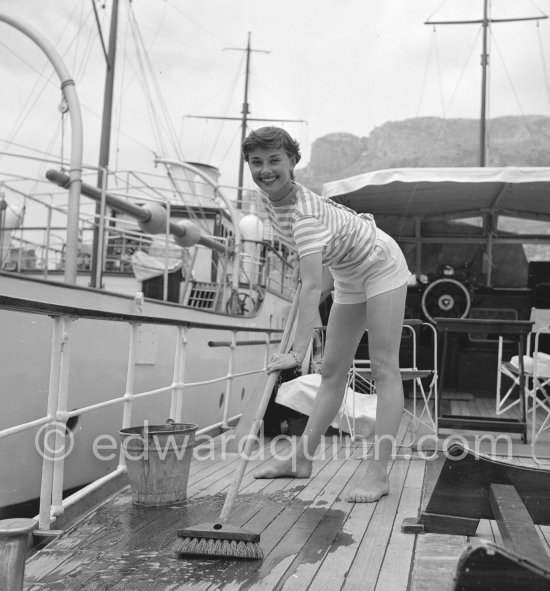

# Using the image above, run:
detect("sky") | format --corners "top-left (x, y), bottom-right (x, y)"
top-left (1, 0), bottom-right (550, 192)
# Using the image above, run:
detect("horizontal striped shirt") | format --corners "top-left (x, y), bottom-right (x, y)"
top-left (258, 183), bottom-right (377, 272)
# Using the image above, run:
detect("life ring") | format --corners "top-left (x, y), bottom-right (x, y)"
top-left (421, 278), bottom-right (471, 323)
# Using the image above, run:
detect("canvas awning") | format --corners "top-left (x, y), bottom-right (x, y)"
top-left (322, 167), bottom-right (550, 221)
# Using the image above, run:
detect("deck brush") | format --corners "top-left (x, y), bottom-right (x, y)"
top-left (175, 284), bottom-right (301, 560)
top-left (177, 523), bottom-right (263, 559)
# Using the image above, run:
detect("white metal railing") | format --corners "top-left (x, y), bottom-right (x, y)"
top-left (0, 296), bottom-right (284, 532)
top-left (1, 167), bottom-right (296, 304)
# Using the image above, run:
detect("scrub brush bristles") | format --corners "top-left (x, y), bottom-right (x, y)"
top-left (176, 522), bottom-right (263, 560)
top-left (176, 536), bottom-right (263, 559)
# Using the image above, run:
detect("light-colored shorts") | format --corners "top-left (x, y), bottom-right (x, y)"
top-left (331, 229), bottom-right (411, 304)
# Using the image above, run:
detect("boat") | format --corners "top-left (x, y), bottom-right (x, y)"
top-left (0, 6), bottom-right (297, 525)
top-left (6, 190), bottom-right (550, 588)
top-left (4, 3), bottom-right (550, 590)
top-left (323, 165), bottom-right (550, 393)
top-left (319, 0), bottom-right (550, 396)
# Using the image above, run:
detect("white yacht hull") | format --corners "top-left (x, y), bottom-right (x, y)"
top-left (0, 272), bottom-right (293, 513)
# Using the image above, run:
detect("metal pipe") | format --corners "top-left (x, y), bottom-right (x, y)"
top-left (0, 518), bottom-right (38, 591)
top-left (90, 0), bottom-right (119, 288)
top-left (0, 13), bottom-right (84, 284)
top-left (46, 169), bottom-right (229, 255)
top-left (53, 467), bottom-right (126, 514)
top-left (172, 326), bottom-right (189, 422)
top-left (95, 168), bottom-right (108, 288)
top-left (479, 0), bottom-right (489, 167)
top-left (154, 159), bottom-right (241, 286)
top-left (51, 317), bottom-right (74, 516)
top-left (222, 331), bottom-right (237, 429)
top-left (38, 317), bottom-right (63, 531)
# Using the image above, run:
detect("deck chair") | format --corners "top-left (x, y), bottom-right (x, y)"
top-left (343, 319), bottom-right (439, 447)
top-left (496, 307), bottom-right (550, 463)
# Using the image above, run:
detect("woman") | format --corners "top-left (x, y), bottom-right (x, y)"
top-left (242, 127), bottom-right (411, 502)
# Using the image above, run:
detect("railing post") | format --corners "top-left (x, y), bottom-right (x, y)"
top-left (221, 331), bottom-right (237, 429)
top-left (122, 323), bottom-right (138, 431)
top-left (170, 325), bottom-right (188, 422)
top-left (37, 317), bottom-right (63, 531)
top-left (43, 203), bottom-right (53, 280)
top-left (265, 328), bottom-right (273, 367)
top-left (94, 167), bottom-right (108, 289)
top-left (119, 321), bottom-right (138, 470)
top-left (51, 316), bottom-right (75, 517)
top-left (162, 200), bottom-right (171, 302)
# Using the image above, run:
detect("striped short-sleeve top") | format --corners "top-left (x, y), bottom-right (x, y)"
top-left (258, 183), bottom-right (377, 272)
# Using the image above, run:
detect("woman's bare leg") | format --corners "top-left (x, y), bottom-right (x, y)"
top-left (254, 300), bottom-right (368, 478)
top-left (346, 283), bottom-right (407, 502)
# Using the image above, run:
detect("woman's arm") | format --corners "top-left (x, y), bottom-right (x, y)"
top-left (267, 251), bottom-right (323, 374)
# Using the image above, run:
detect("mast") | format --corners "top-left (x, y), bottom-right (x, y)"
top-left (425, 0), bottom-right (547, 167)
top-left (479, 0), bottom-right (489, 167)
top-left (186, 33), bottom-right (305, 207)
top-left (90, 0), bottom-right (119, 288)
top-left (237, 32), bottom-right (253, 205)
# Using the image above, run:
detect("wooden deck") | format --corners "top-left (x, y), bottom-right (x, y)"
top-left (23, 398), bottom-right (550, 591)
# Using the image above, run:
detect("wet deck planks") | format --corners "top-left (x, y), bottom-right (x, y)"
top-left (22, 397), bottom-right (550, 590)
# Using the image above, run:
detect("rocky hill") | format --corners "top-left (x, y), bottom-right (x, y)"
top-left (295, 115), bottom-right (550, 193)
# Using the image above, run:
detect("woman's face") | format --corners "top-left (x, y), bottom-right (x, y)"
top-left (247, 147), bottom-right (295, 200)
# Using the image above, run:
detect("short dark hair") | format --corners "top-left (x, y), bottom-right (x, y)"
top-left (242, 126), bottom-right (301, 165)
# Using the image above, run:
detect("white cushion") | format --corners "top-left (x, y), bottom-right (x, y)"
top-left (510, 352), bottom-right (550, 377)
top-left (275, 373), bottom-right (376, 437)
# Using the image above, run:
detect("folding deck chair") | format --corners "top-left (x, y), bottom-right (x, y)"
top-left (496, 307), bottom-right (550, 463)
top-left (343, 319), bottom-right (439, 448)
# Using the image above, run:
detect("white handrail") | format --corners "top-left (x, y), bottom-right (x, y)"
top-left (0, 13), bottom-right (83, 284)
top-left (0, 301), bottom-right (282, 531)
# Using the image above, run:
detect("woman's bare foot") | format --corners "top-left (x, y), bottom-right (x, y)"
top-left (253, 457), bottom-right (312, 479)
top-left (345, 462), bottom-right (390, 503)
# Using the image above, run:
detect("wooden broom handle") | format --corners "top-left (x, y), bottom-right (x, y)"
top-left (219, 282), bottom-right (302, 523)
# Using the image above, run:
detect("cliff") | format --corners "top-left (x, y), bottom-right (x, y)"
top-left (295, 115), bottom-right (550, 193)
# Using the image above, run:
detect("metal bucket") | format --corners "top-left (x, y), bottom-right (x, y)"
top-left (119, 422), bottom-right (197, 506)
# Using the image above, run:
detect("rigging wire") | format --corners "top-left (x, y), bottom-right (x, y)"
top-left (439, 27), bottom-right (482, 120)
top-left (126, 0), bottom-right (184, 162)
top-left (0, 3), bottom-right (96, 169)
top-left (205, 53), bottom-right (245, 164)
top-left (72, 9), bottom-right (99, 83)
top-left (125, 5), bottom-right (166, 157)
top-left (245, 38), bottom-right (306, 134)
top-left (536, 20), bottom-right (550, 113)
top-left (412, 20), bottom-right (483, 168)
top-left (415, 27), bottom-right (438, 117)
top-left (425, 0), bottom-right (453, 24)
top-left (91, 0), bottom-right (109, 63)
top-left (1, 2), bottom-right (83, 148)
top-left (113, 7), bottom-right (131, 173)
top-left (217, 124), bottom-right (243, 171)
top-left (164, 0), bottom-right (232, 47)
top-left (433, 28), bottom-right (446, 118)
top-left (178, 53), bottom-right (245, 167)
top-left (489, 27), bottom-right (534, 138)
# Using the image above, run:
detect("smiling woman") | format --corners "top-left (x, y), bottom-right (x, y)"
top-left (242, 125), bottom-right (411, 503)
top-left (243, 126), bottom-right (301, 199)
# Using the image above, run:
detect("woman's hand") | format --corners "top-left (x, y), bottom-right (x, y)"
top-left (267, 352), bottom-right (301, 375)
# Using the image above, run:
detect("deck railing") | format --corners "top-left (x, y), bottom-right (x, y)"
top-left (1, 169), bottom-right (296, 305)
top-left (0, 295), bottom-right (283, 533)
